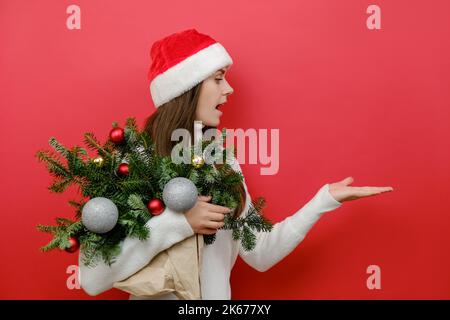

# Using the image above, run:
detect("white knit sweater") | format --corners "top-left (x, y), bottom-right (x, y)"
top-left (78, 157), bottom-right (342, 299)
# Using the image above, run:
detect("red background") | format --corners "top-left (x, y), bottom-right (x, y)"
top-left (1, 0), bottom-right (449, 299)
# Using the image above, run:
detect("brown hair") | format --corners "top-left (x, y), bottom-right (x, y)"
top-left (144, 82), bottom-right (246, 219)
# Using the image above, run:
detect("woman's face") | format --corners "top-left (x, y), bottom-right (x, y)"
top-left (196, 66), bottom-right (234, 127)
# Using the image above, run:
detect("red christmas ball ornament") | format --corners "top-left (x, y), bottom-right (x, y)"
top-left (147, 198), bottom-right (165, 215)
top-left (117, 163), bottom-right (129, 176)
top-left (109, 127), bottom-right (125, 144)
top-left (65, 237), bottom-right (80, 253)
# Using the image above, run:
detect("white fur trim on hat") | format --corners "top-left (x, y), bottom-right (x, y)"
top-left (150, 43), bottom-right (233, 108)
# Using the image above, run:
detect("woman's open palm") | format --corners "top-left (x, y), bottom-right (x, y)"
top-left (328, 177), bottom-right (394, 203)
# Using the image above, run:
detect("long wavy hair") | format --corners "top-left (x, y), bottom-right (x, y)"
top-left (144, 82), bottom-right (246, 219)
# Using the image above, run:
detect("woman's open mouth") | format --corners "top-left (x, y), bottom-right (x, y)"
top-left (215, 102), bottom-right (226, 110)
top-left (215, 103), bottom-right (224, 116)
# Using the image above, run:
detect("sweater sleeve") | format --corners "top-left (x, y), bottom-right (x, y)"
top-left (232, 158), bottom-right (343, 272)
top-left (78, 208), bottom-right (195, 296)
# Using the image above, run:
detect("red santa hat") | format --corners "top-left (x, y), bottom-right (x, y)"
top-left (147, 29), bottom-right (233, 108)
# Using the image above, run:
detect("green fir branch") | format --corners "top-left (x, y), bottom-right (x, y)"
top-left (36, 116), bottom-right (273, 267)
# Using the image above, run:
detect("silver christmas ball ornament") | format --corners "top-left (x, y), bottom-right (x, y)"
top-left (81, 197), bottom-right (119, 233)
top-left (162, 177), bottom-right (198, 212)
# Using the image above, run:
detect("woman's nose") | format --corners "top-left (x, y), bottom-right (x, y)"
top-left (223, 79), bottom-right (234, 96)
top-left (224, 87), bottom-right (233, 96)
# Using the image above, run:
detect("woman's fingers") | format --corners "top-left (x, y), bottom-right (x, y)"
top-left (354, 186), bottom-right (394, 197)
top-left (329, 179), bottom-right (394, 202)
top-left (204, 202), bottom-right (232, 214)
top-left (209, 212), bottom-right (226, 222)
top-left (198, 195), bottom-right (212, 202)
top-left (339, 176), bottom-right (354, 186)
top-left (204, 220), bottom-right (225, 229)
top-left (197, 196), bottom-right (231, 214)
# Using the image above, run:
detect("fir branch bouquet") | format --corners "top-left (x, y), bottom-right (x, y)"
top-left (36, 117), bottom-right (273, 267)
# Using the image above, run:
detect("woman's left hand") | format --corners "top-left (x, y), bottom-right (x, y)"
top-left (328, 177), bottom-right (394, 203)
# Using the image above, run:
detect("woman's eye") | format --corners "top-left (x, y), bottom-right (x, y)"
top-left (215, 78), bottom-right (223, 82)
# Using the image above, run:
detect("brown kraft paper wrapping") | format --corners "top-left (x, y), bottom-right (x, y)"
top-left (113, 234), bottom-right (204, 299)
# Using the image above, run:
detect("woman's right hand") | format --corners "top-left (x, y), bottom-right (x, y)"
top-left (184, 195), bottom-right (231, 235)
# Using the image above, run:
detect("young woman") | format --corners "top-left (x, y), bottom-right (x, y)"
top-left (78, 29), bottom-right (393, 299)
